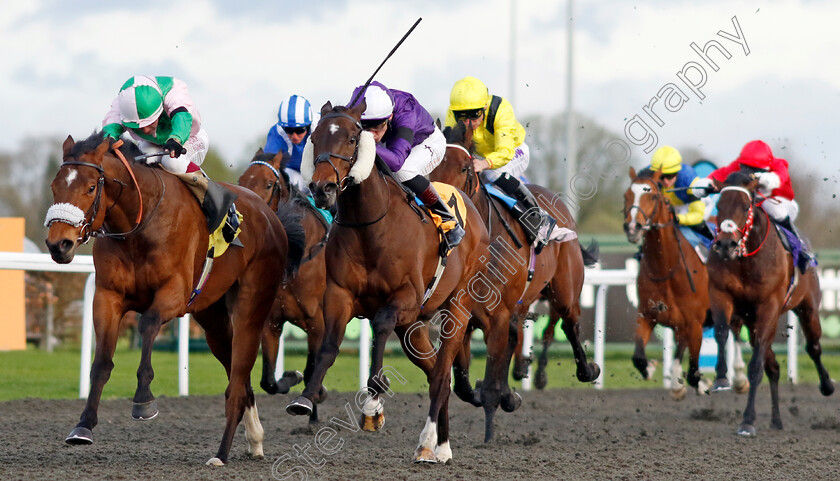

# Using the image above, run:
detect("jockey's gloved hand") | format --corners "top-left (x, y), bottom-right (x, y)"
top-left (164, 138), bottom-right (187, 158)
top-left (755, 171), bottom-right (780, 191)
top-left (691, 177), bottom-right (715, 196)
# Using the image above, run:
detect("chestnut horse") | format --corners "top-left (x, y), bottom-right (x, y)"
top-left (238, 149), bottom-right (329, 423)
top-left (431, 122), bottom-right (599, 440)
top-left (45, 132), bottom-right (304, 466)
top-left (285, 101), bottom-right (487, 464)
top-left (709, 172), bottom-right (833, 436)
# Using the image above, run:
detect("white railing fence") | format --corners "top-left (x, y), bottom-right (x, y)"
top-left (2, 252), bottom-right (839, 398)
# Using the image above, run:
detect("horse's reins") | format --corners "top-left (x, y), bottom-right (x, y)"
top-left (58, 140), bottom-right (149, 242)
top-left (715, 186), bottom-right (770, 257)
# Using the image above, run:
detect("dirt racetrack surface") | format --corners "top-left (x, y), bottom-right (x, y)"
top-left (1, 385), bottom-right (839, 480)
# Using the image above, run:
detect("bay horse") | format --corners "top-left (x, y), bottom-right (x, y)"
top-left (45, 132), bottom-right (304, 466)
top-left (430, 122), bottom-right (599, 440)
top-left (623, 167), bottom-right (713, 399)
top-left (709, 171), bottom-right (833, 436)
top-left (238, 148), bottom-right (329, 423)
top-left (285, 101), bottom-right (487, 464)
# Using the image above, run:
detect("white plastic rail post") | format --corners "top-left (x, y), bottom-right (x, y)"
top-left (79, 273), bottom-right (96, 399)
top-left (662, 329), bottom-right (674, 389)
top-left (787, 311), bottom-right (798, 384)
top-left (274, 329), bottom-right (285, 382)
top-left (521, 304), bottom-right (535, 391)
top-left (359, 318), bottom-right (371, 390)
top-left (593, 285), bottom-right (607, 389)
top-left (178, 315), bottom-right (190, 396)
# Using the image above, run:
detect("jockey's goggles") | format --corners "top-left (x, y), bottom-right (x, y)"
top-left (283, 126), bottom-right (308, 135)
top-left (454, 109), bottom-right (483, 120)
top-left (661, 173), bottom-right (677, 181)
top-left (361, 119), bottom-right (388, 131)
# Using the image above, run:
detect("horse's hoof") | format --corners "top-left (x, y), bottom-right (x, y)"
top-left (359, 412), bottom-right (385, 432)
top-left (696, 379), bottom-right (712, 396)
top-left (534, 368), bottom-right (548, 390)
top-left (736, 423), bottom-right (756, 437)
top-left (131, 400), bottom-right (159, 421)
top-left (434, 441), bottom-right (452, 464)
top-left (578, 362), bottom-right (601, 383)
top-left (670, 386), bottom-right (688, 401)
top-left (733, 378), bottom-right (750, 394)
top-left (286, 396), bottom-right (313, 416)
top-left (205, 457), bottom-right (225, 466)
top-left (819, 379), bottom-right (834, 397)
top-left (711, 378), bottom-right (731, 393)
top-left (65, 427), bottom-right (93, 445)
top-left (275, 370), bottom-right (304, 394)
top-left (316, 385), bottom-right (329, 404)
top-left (501, 391), bottom-right (522, 413)
top-left (644, 360), bottom-right (658, 381)
top-left (770, 419), bottom-right (784, 430)
top-left (413, 447), bottom-right (437, 464)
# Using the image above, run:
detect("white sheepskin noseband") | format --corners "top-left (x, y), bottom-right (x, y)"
top-left (44, 203), bottom-right (86, 228)
top-left (299, 130), bottom-right (376, 185)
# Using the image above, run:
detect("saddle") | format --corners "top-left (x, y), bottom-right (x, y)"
top-left (772, 221), bottom-right (817, 274)
top-left (173, 171), bottom-right (242, 250)
top-left (483, 184), bottom-right (577, 245)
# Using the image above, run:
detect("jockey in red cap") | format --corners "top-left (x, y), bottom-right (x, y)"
top-left (694, 140), bottom-right (814, 272)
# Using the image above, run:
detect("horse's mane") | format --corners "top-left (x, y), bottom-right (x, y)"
top-left (71, 131), bottom-right (144, 160)
top-left (636, 168), bottom-right (657, 180)
top-left (442, 122), bottom-right (468, 145)
top-left (724, 171), bottom-right (753, 188)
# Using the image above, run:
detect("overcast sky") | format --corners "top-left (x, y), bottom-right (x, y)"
top-left (2, 0), bottom-right (838, 198)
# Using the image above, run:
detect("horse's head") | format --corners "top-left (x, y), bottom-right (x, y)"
top-left (301, 100), bottom-right (376, 209)
top-left (712, 171), bottom-right (760, 260)
top-left (623, 166), bottom-right (669, 243)
top-left (45, 134), bottom-right (113, 263)
top-left (238, 148), bottom-right (291, 208)
top-left (432, 121), bottom-right (477, 193)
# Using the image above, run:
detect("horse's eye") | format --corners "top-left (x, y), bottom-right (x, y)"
top-left (460, 167), bottom-right (469, 173)
top-left (266, 182), bottom-right (273, 189)
top-left (88, 184), bottom-right (96, 193)
top-left (349, 137), bottom-right (356, 145)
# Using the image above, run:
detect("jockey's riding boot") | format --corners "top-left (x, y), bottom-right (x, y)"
top-left (418, 184), bottom-right (465, 250)
top-left (778, 216), bottom-right (815, 273)
top-left (495, 174), bottom-right (557, 254)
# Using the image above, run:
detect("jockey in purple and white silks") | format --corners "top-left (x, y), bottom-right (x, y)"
top-left (102, 75), bottom-right (207, 174)
top-left (347, 81), bottom-right (465, 249)
top-left (264, 94), bottom-right (317, 192)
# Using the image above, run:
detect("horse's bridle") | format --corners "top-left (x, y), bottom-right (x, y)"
top-left (715, 185), bottom-right (769, 257)
top-left (248, 160), bottom-right (284, 207)
top-left (625, 181), bottom-right (673, 232)
top-left (312, 112), bottom-right (363, 191)
top-left (56, 143), bottom-right (147, 243)
top-left (445, 143), bottom-right (479, 196)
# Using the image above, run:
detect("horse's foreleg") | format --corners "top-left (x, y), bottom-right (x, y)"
top-left (511, 310), bottom-right (530, 381)
top-left (535, 309), bottom-right (559, 390)
top-left (303, 312), bottom-right (326, 424)
top-left (414, 309), bottom-right (470, 464)
top-left (795, 297), bottom-right (835, 396)
top-left (684, 318), bottom-right (706, 393)
top-left (259, 315), bottom-right (282, 394)
top-left (763, 346), bottom-right (782, 430)
top-left (633, 314), bottom-right (656, 381)
top-left (131, 309), bottom-right (164, 421)
top-left (288, 286), bottom-right (352, 416)
top-left (738, 308), bottom-right (776, 437)
top-left (359, 304), bottom-right (405, 432)
top-left (451, 327), bottom-right (481, 406)
top-left (710, 291), bottom-right (735, 392)
top-left (66, 293), bottom-right (125, 445)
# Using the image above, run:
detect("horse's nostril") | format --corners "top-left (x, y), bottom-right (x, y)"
top-left (323, 183), bottom-right (338, 194)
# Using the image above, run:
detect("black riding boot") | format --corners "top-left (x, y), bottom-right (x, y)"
top-left (777, 216), bottom-right (815, 273)
top-left (492, 173), bottom-right (557, 253)
top-left (405, 176), bottom-right (465, 250)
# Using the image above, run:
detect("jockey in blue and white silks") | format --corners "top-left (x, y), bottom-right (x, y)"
top-left (264, 95), bottom-right (317, 192)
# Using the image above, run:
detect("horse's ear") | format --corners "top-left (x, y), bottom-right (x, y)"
top-left (651, 168), bottom-right (662, 182)
top-left (435, 118), bottom-right (442, 129)
top-left (320, 101), bottom-right (333, 116)
top-left (629, 166), bottom-right (637, 179)
top-left (94, 138), bottom-right (110, 159)
top-left (62, 135), bottom-right (75, 156)
top-left (348, 98), bottom-right (366, 119)
top-left (255, 147), bottom-right (264, 156)
top-left (275, 151), bottom-right (289, 169)
top-left (747, 177), bottom-right (760, 192)
top-left (463, 121), bottom-right (473, 144)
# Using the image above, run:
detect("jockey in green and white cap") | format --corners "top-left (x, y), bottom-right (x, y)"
top-left (102, 75), bottom-right (208, 174)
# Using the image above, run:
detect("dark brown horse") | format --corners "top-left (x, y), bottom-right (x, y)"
top-left (709, 171), bottom-right (833, 436)
top-left (45, 132), bottom-right (303, 465)
top-left (238, 149), bottom-right (329, 422)
top-left (285, 101), bottom-right (487, 463)
top-left (430, 122), bottom-right (599, 440)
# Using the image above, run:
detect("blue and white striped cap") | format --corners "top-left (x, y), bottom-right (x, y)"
top-left (278, 95), bottom-right (313, 128)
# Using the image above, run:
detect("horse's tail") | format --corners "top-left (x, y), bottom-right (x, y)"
top-left (579, 238), bottom-right (600, 267)
top-left (275, 202), bottom-right (306, 281)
